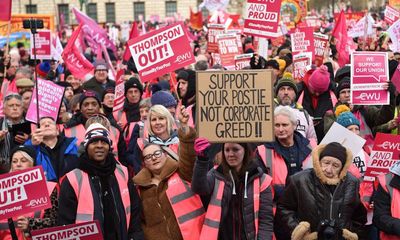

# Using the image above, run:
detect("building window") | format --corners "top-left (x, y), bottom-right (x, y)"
top-left (105, 3), bottom-right (116, 23)
top-left (133, 2), bottom-right (145, 21)
top-left (87, 3), bottom-right (98, 21)
top-left (58, 4), bottom-right (70, 24)
top-left (26, 4), bottom-right (37, 14)
top-left (166, 1), bottom-right (177, 17)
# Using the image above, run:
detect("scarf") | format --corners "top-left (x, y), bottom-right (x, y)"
top-left (123, 100), bottom-right (141, 123)
top-left (149, 131), bottom-right (179, 146)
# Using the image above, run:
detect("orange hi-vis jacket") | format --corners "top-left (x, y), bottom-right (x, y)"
top-left (377, 173), bottom-right (400, 240)
top-left (66, 164), bottom-right (131, 228)
top-left (199, 173), bottom-right (272, 240)
top-left (165, 172), bottom-right (205, 240)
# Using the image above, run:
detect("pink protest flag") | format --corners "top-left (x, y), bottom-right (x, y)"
top-left (62, 24), bottom-right (94, 80)
top-left (72, 7), bottom-right (117, 53)
top-left (123, 22), bottom-right (139, 62)
top-left (392, 63), bottom-right (400, 92)
top-left (0, 0), bottom-right (12, 21)
top-left (332, 10), bottom-right (350, 67)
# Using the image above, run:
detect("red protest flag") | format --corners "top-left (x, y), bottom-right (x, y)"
top-left (332, 10), bottom-right (350, 67)
top-left (123, 22), bottom-right (139, 62)
top-left (0, 0), bottom-right (12, 21)
top-left (190, 8), bottom-right (203, 31)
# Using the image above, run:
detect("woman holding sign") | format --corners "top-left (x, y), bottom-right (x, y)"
top-left (0, 145), bottom-right (58, 240)
top-left (191, 139), bottom-right (274, 240)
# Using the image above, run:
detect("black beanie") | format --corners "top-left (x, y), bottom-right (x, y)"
top-left (177, 69), bottom-right (196, 102)
top-left (336, 77), bottom-right (351, 97)
top-left (124, 77), bottom-right (143, 96)
top-left (10, 145), bottom-right (37, 164)
top-left (320, 142), bottom-right (347, 166)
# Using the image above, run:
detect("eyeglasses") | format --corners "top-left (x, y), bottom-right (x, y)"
top-left (143, 150), bottom-right (163, 162)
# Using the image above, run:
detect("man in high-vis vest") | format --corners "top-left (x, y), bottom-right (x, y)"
top-left (58, 123), bottom-right (143, 240)
top-left (373, 162), bottom-right (400, 239)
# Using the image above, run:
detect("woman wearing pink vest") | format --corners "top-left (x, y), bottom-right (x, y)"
top-left (192, 139), bottom-right (274, 240)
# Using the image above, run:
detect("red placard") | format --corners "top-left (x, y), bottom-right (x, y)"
top-left (364, 133), bottom-right (400, 181)
top-left (225, 29), bottom-right (243, 54)
top-left (0, 166), bottom-right (50, 220)
top-left (291, 27), bottom-right (314, 60)
top-left (313, 32), bottom-right (329, 66)
top-left (207, 24), bottom-right (225, 53)
top-left (234, 53), bottom-right (253, 70)
top-left (31, 221), bottom-right (103, 240)
top-left (385, 5), bottom-right (400, 25)
top-left (217, 33), bottom-right (241, 69)
top-left (293, 52), bottom-right (312, 82)
top-left (127, 23), bottom-right (195, 82)
top-left (351, 52), bottom-right (389, 105)
top-left (30, 30), bottom-right (52, 60)
top-left (243, 0), bottom-right (283, 38)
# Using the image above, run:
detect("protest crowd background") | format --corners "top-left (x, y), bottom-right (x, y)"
top-left (0, 0), bottom-right (400, 239)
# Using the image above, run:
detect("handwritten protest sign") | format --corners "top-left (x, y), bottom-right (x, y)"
top-left (385, 5), bottom-right (400, 25)
top-left (351, 52), bottom-right (389, 105)
top-left (0, 166), bottom-right (50, 220)
top-left (128, 23), bottom-right (195, 82)
top-left (217, 33), bottom-right (241, 70)
top-left (293, 52), bottom-right (312, 82)
top-left (26, 78), bottom-right (65, 123)
top-left (207, 24), bottom-right (225, 53)
top-left (291, 27), bottom-right (314, 60)
top-left (243, 0), bottom-right (283, 38)
top-left (31, 221), bottom-right (103, 240)
top-left (388, 19), bottom-right (400, 52)
top-left (196, 70), bottom-right (274, 142)
top-left (30, 30), bottom-right (52, 60)
top-left (313, 32), bottom-right (329, 66)
top-left (234, 53), bottom-right (253, 70)
top-left (365, 133), bottom-right (400, 181)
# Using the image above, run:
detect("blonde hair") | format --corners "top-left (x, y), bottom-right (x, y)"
top-left (147, 104), bottom-right (175, 137)
top-left (85, 114), bottom-right (111, 130)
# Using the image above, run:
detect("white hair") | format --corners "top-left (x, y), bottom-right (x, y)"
top-left (274, 105), bottom-right (297, 125)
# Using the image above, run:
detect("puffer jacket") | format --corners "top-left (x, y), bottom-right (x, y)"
top-left (192, 158), bottom-right (274, 240)
top-left (275, 144), bottom-right (367, 240)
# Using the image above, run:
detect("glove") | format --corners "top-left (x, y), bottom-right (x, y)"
top-left (194, 138), bottom-right (211, 157)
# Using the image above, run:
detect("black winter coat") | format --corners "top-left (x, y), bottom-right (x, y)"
top-left (82, 76), bottom-right (115, 97)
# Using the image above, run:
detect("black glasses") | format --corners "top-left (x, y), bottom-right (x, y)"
top-left (143, 150), bottom-right (163, 162)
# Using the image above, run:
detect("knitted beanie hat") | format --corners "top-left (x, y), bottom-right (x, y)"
top-left (336, 77), bottom-right (351, 97)
top-left (308, 65), bottom-right (330, 94)
top-left (83, 123), bottom-right (111, 149)
top-left (151, 90), bottom-right (177, 109)
top-left (10, 145), bottom-right (37, 164)
top-left (320, 142), bottom-right (347, 166)
top-left (336, 111), bottom-right (360, 128)
top-left (124, 77), bottom-right (143, 96)
top-left (36, 62), bottom-right (51, 78)
top-left (275, 72), bottom-right (298, 96)
top-left (79, 90), bottom-right (101, 108)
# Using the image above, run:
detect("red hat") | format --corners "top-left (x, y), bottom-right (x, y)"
top-left (308, 65), bottom-right (330, 94)
top-left (36, 62), bottom-right (51, 78)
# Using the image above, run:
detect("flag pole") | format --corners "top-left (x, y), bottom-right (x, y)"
top-left (362, 11), bottom-right (368, 51)
top-left (3, 21), bottom-right (11, 79)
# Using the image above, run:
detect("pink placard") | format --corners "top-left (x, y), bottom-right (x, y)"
top-left (364, 133), bottom-right (400, 181)
top-left (217, 33), bottom-right (241, 69)
top-left (243, 0), bottom-right (283, 38)
top-left (351, 52), bottom-right (390, 105)
top-left (313, 32), bottom-right (329, 66)
top-left (25, 78), bottom-right (65, 123)
top-left (234, 53), bottom-right (253, 70)
top-left (0, 167), bottom-right (50, 220)
top-left (293, 52), bottom-right (312, 82)
top-left (30, 30), bottom-right (52, 60)
top-left (128, 23), bottom-right (195, 82)
top-left (385, 5), bottom-right (400, 25)
top-left (31, 221), bottom-right (103, 240)
top-left (207, 24), bottom-right (225, 53)
top-left (291, 27), bottom-right (315, 60)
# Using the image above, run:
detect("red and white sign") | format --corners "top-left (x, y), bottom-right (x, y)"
top-left (385, 5), bottom-right (400, 25)
top-left (291, 27), bottom-right (314, 60)
top-left (293, 52), bottom-right (312, 82)
top-left (113, 70), bottom-right (126, 113)
top-left (313, 32), bottom-right (329, 66)
top-left (388, 19), bottom-right (400, 52)
top-left (26, 78), bottom-right (65, 123)
top-left (234, 53), bottom-right (253, 70)
top-left (243, 0), bottom-right (282, 38)
top-left (128, 23), bottom-right (195, 82)
top-left (0, 167), bottom-right (50, 220)
top-left (305, 16), bottom-right (321, 29)
top-left (207, 24), bottom-right (225, 53)
top-left (30, 30), bottom-right (52, 60)
top-left (217, 33), bottom-right (241, 69)
top-left (225, 29), bottom-right (243, 54)
top-left (351, 52), bottom-right (389, 105)
top-left (364, 133), bottom-right (400, 181)
top-left (31, 221), bottom-right (103, 240)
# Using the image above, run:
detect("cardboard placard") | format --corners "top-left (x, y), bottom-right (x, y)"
top-left (128, 23), bottom-right (195, 82)
top-left (293, 52), bottom-right (312, 82)
top-left (291, 27), bottom-right (314, 60)
top-left (30, 30), bottom-right (52, 60)
top-left (313, 32), bottom-right (329, 66)
top-left (0, 166), bottom-right (50, 220)
top-left (31, 221), bottom-right (103, 240)
top-left (234, 53), bottom-right (253, 70)
top-left (351, 52), bottom-right (389, 105)
top-left (217, 33), bottom-right (241, 70)
top-left (25, 78), bottom-right (65, 124)
top-left (196, 70), bottom-right (274, 142)
top-left (365, 133), bottom-right (400, 181)
top-left (207, 24), bottom-right (225, 53)
top-left (243, 0), bottom-right (283, 38)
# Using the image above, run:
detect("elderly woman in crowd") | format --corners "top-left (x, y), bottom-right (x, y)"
top-left (275, 142), bottom-right (367, 240)
top-left (133, 104), bottom-right (204, 240)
